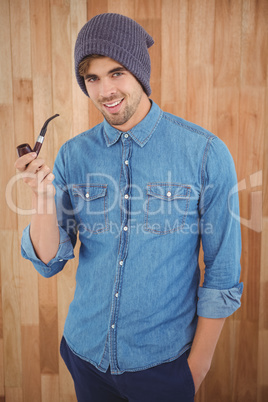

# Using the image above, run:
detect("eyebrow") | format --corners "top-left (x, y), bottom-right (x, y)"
top-left (84, 66), bottom-right (127, 80)
top-left (108, 67), bottom-right (127, 74)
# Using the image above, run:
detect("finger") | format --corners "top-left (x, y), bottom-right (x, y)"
top-left (43, 173), bottom-right (55, 184)
top-left (36, 172), bottom-right (55, 197)
top-left (42, 173), bottom-right (55, 193)
top-left (26, 158), bottom-right (46, 174)
top-left (22, 171), bottom-right (55, 194)
top-left (14, 152), bottom-right (37, 171)
top-left (21, 163), bottom-right (49, 185)
top-left (36, 165), bottom-right (52, 182)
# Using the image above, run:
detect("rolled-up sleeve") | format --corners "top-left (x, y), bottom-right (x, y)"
top-left (197, 283), bottom-right (243, 318)
top-left (21, 224), bottom-right (75, 278)
top-left (198, 137), bottom-right (243, 318)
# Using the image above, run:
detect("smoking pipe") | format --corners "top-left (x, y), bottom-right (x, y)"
top-left (16, 114), bottom-right (59, 157)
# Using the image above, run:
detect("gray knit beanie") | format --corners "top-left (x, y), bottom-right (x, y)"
top-left (74, 13), bottom-right (154, 97)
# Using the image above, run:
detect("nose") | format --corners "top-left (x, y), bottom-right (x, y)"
top-left (99, 78), bottom-right (116, 99)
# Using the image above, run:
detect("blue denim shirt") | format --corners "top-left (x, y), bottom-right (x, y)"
top-left (21, 100), bottom-right (243, 374)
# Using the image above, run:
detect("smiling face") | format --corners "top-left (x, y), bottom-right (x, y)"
top-left (83, 56), bottom-right (151, 131)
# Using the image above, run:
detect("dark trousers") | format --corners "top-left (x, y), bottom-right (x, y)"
top-left (60, 336), bottom-right (195, 402)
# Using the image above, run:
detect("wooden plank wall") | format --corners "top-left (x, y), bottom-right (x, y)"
top-left (0, 0), bottom-right (267, 401)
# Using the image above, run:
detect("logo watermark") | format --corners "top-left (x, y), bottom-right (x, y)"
top-left (5, 170), bottom-right (263, 233)
top-left (228, 170), bottom-right (262, 233)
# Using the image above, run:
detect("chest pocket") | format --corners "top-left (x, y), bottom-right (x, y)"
top-left (72, 184), bottom-right (109, 233)
top-left (144, 183), bottom-right (191, 234)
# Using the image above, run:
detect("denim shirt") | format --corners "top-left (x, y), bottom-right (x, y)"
top-left (21, 100), bottom-right (243, 374)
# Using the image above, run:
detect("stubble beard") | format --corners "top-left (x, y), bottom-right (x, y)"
top-left (97, 89), bottom-right (143, 127)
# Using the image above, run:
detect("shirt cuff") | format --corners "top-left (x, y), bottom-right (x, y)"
top-left (197, 283), bottom-right (244, 318)
top-left (21, 224), bottom-right (75, 278)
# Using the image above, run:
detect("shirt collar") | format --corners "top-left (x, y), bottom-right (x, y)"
top-left (102, 100), bottom-right (163, 148)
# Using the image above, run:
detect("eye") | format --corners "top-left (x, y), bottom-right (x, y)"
top-left (85, 76), bottom-right (98, 83)
top-left (112, 72), bottom-right (123, 77)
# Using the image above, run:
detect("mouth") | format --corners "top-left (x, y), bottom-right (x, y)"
top-left (103, 98), bottom-right (124, 113)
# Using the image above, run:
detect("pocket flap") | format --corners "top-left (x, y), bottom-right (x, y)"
top-left (72, 184), bottom-right (107, 201)
top-left (147, 183), bottom-right (191, 200)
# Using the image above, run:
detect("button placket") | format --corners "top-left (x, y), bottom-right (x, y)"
top-left (109, 133), bottom-right (132, 372)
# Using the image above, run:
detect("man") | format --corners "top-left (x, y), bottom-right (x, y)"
top-left (15, 13), bottom-right (243, 402)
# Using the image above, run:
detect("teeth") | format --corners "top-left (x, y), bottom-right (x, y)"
top-left (105, 99), bottom-right (122, 108)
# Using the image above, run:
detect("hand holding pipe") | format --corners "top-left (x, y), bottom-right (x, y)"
top-left (16, 114), bottom-right (59, 157)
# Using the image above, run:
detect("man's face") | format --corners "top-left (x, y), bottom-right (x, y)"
top-left (84, 57), bottom-right (150, 131)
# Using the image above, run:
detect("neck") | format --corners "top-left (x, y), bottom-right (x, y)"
top-left (112, 96), bottom-right (151, 132)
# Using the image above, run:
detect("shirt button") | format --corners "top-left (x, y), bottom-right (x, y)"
top-left (124, 194), bottom-right (129, 199)
top-left (115, 293), bottom-right (119, 298)
top-left (125, 160), bottom-right (129, 165)
top-left (124, 133), bottom-right (129, 138)
top-left (167, 191), bottom-right (171, 197)
top-left (123, 226), bottom-right (128, 231)
top-left (111, 324), bottom-right (115, 329)
top-left (85, 192), bottom-right (89, 198)
top-left (59, 259), bottom-right (63, 262)
top-left (119, 260), bottom-right (123, 266)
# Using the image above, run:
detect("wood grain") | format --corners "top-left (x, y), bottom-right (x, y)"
top-left (21, 325), bottom-right (41, 402)
top-left (0, 231), bottom-right (22, 387)
top-left (161, 0), bottom-right (188, 117)
top-left (30, 0), bottom-right (54, 170)
top-left (10, 0), bottom-right (32, 80)
top-left (1, 0), bottom-right (267, 401)
top-left (39, 297), bottom-right (59, 374)
top-left (0, 0), bottom-right (13, 105)
top-left (70, 0), bottom-right (90, 136)
top-left (5, 387), bottom-right (23, 402)
top-left (0, 339), bottom-right (4, 398)
top-left (241, 0), bottom-right (268, 86)
top-left (258, 219), bottom-right (268, 400)
top-left (214, 0), bottom-right (242, 87)
top-left (41, 374), bottom-right (59, 402)
top-left (51, 1), bottom-right (73, 156)
top-left (187, 0), bottom-right (215, 130)
top-left (0, 105), bottom-right (17, 230)
top-left (212, 87), bottom-right (240, 162)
